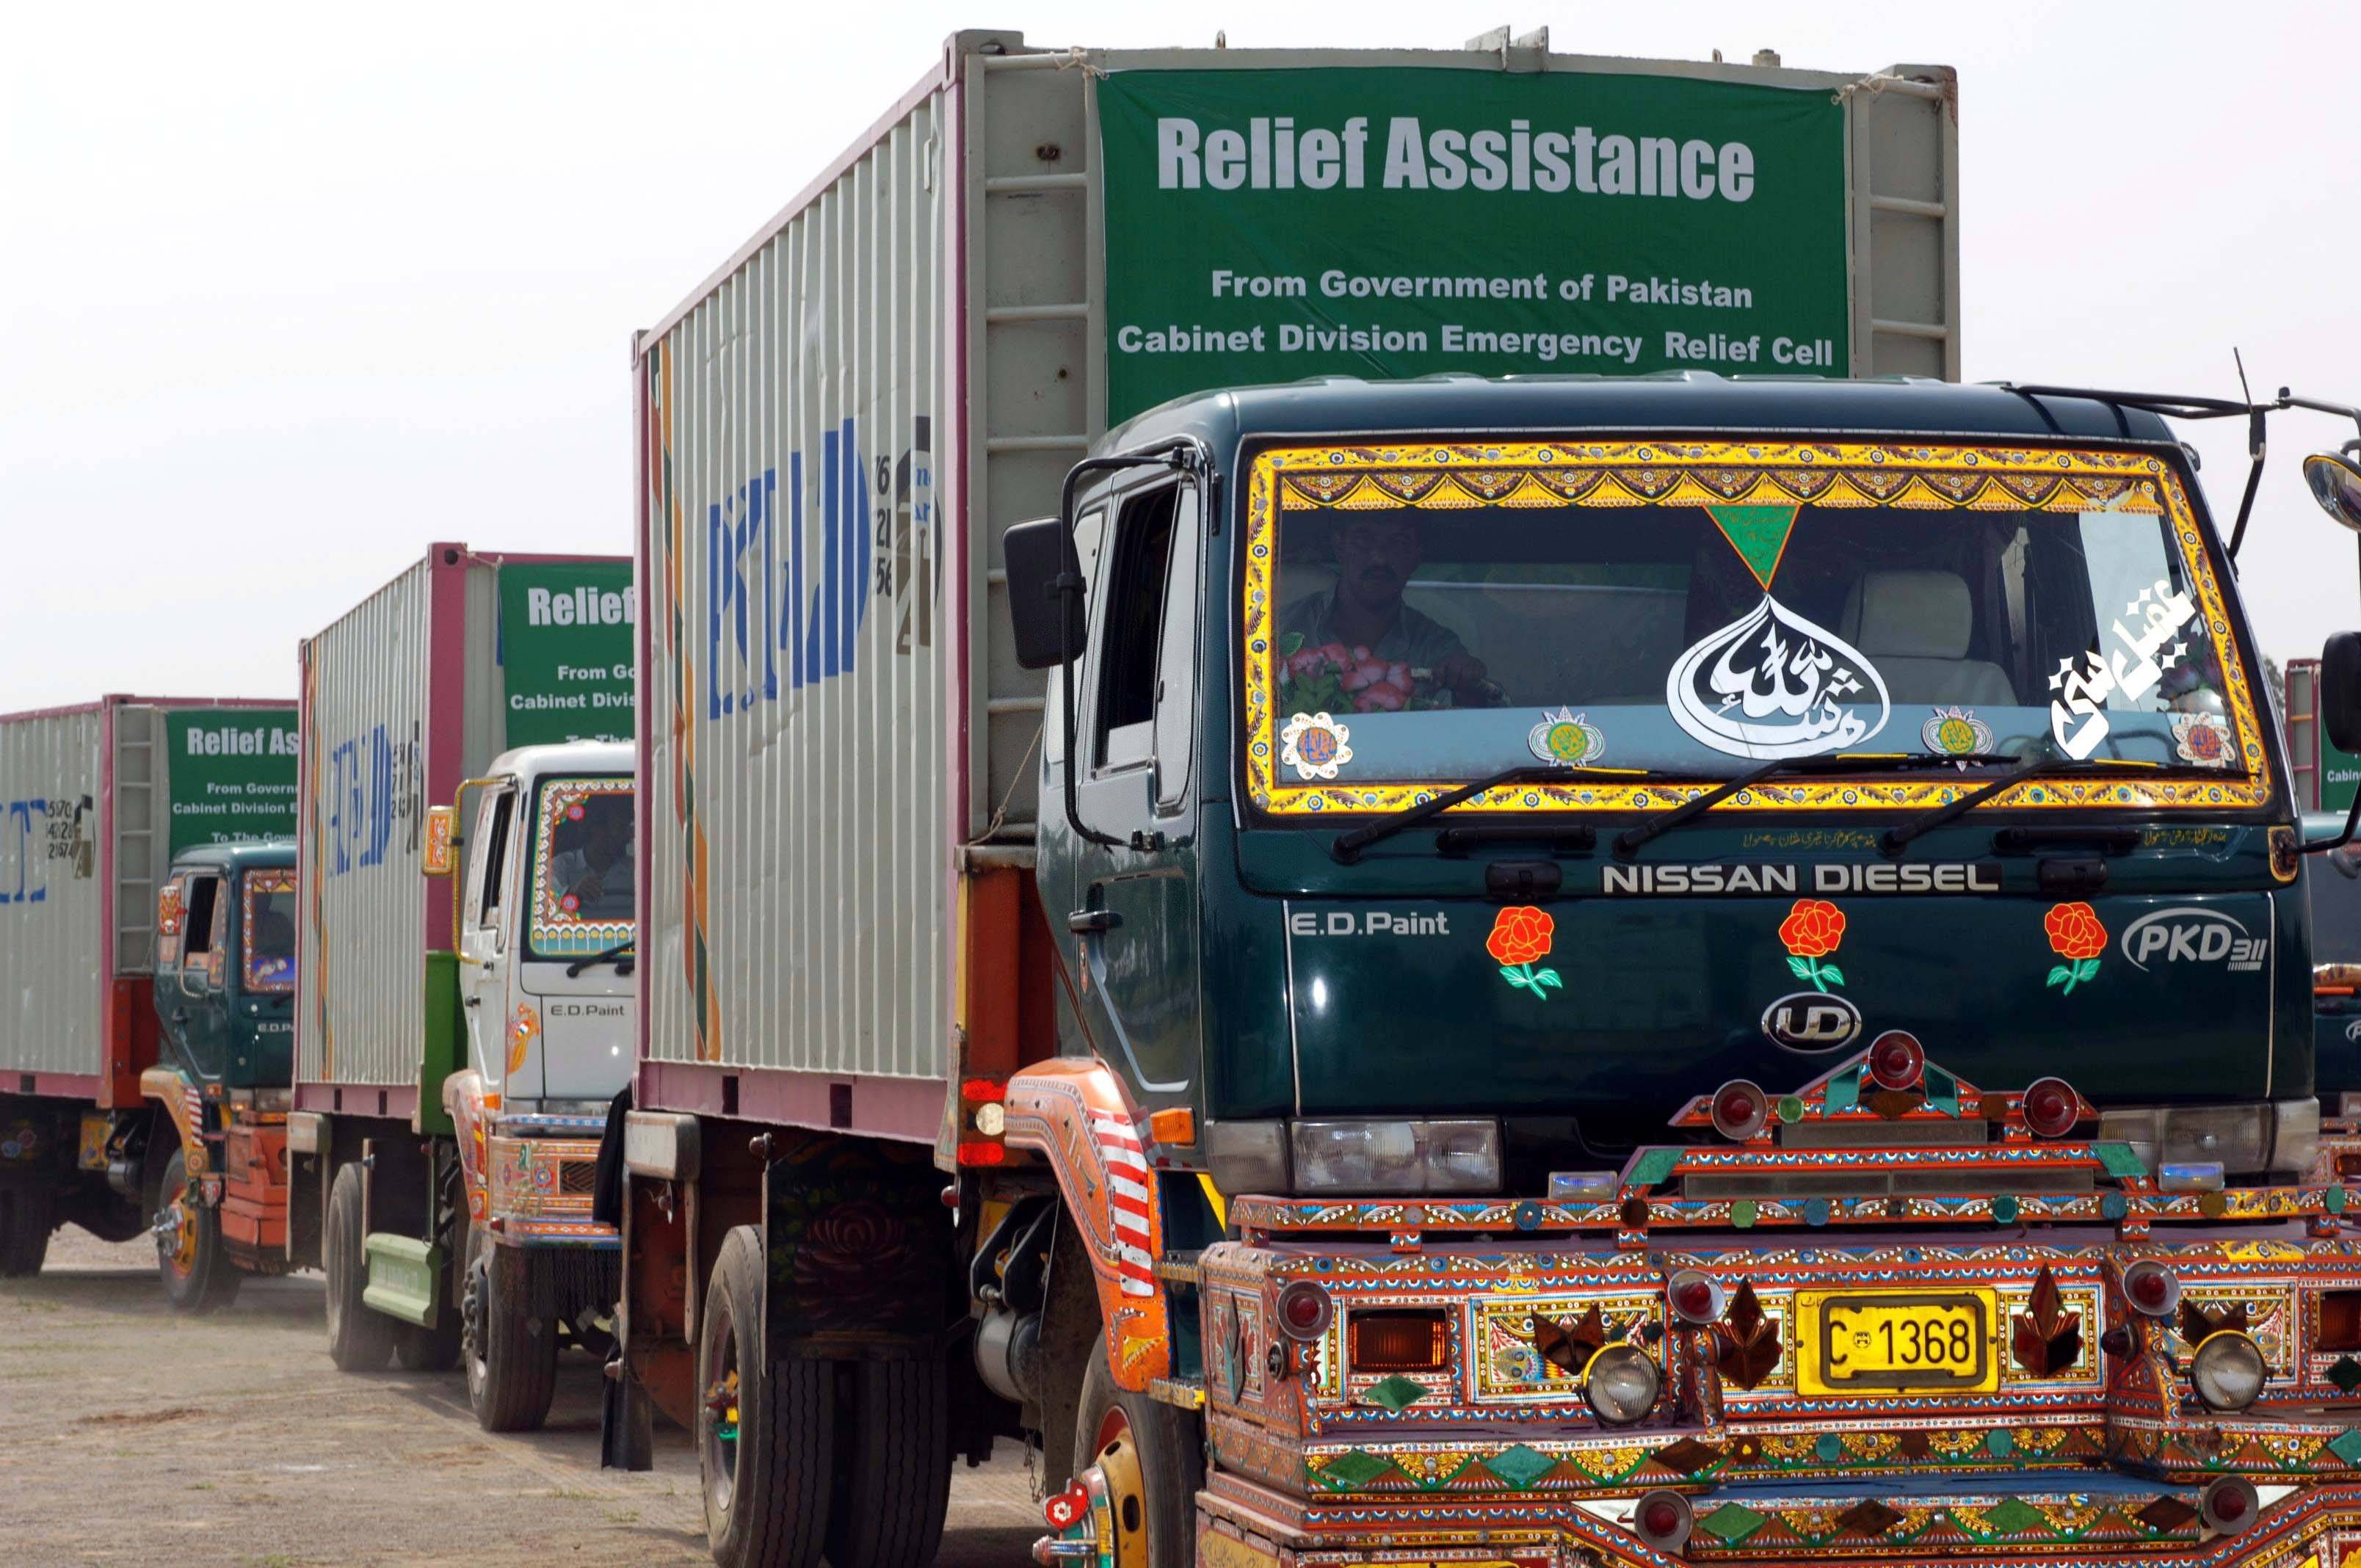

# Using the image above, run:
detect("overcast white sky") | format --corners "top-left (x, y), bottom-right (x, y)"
top-left (5, 1), bottom-right (2358, 715)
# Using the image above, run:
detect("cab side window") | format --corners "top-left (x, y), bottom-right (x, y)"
top-left (182, 875), bottom-right (220, 967)
top-left (1093, 486), bottom-right (1180, 769)
top-left (1087, 482), bottom-right (1201, 813)
top-left (475, 791), bottom-right (515, 927)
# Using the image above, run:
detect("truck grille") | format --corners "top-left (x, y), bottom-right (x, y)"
top-left (559, 1159), bottom-right (598, 1196)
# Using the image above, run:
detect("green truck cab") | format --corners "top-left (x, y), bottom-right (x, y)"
top-left (145, 839), bottom-right (298, 1312)
top-left (999, 375), bottom-right (2361, 1563)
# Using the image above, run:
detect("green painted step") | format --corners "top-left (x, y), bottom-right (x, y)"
top-left (361, 1233), bottom-right (444, 1327)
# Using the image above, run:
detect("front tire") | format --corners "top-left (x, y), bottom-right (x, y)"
top-left (1072, 1329), bottom-right (1204, 1568)
top-left (700, 1224), bottom-right (830, 1568)
top-left (155, 1145), bottom-right (241, 1313)
top-left (0, 1183), bottom-right (54, 1277)
top-left (324, 1161), bottom-right (394, 1371)
top-left (463, 1227), bottom-right (557, 1431)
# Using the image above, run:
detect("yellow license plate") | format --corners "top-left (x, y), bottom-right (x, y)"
top-left (1795, 1288), bottom-right (1998, 1395)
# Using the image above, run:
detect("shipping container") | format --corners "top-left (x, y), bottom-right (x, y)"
top-left (632, 29), bottom-right (1962, 1119)
top-left (294, 545), bottom-right (635, 1115)
top-left (0, 694), bottom-right (296, 1277)
top-left (0, 696), bottom-right (297, 1092)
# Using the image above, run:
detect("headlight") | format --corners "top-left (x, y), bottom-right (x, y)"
top-left (2190, 1331), bottom-right (2267, 1412)
top-left (2097, 1099), bottom-right (2319, 1177)
top-left (1581, 1343), bottom-right (1661, 1424)
top-left (1203, 1120), bottom-right (1290, 1197)
top-left (1288, 1119), bottom-right (1501, 1195)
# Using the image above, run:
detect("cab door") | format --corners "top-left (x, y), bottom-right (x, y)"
top-left (1067, 478), bottom-right (1205, 1116)
top-left (170, 872), bottom-right (232, 1081)
top-left (459, 784), bottom-right (520, 1095)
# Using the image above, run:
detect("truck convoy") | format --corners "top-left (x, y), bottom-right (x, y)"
top-left (0, 697), bottom-right (297, 1291)
top-left (286, 545), bottom-right (639, 1427)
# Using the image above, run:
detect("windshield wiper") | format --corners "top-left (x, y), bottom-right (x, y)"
top-left (1879, 752), bottom-right (2160, 856)
top-left (1613, 751), bottom-right (1985, 859)
top-left (566, 940), bottom-right (637, 979)
top-left (1329, 763), bottom-right (1658, 864)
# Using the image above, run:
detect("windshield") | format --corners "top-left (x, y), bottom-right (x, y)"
top-left (242, 868), bottom-right (297, 992)
top-left (1241, 440), bottom-right (2271, 818)
top-left (525, 775), bottom-right (634, 963)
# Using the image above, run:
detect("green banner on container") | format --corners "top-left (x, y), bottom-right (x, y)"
top-left (497, 562), bottom-right (637, 747)
top-left (165, 710), bottom-right (298, 854)
top-left (1098, 67), bottom-right (1850, 424)
top-left (2326, 735), bottom-right (2361, 813)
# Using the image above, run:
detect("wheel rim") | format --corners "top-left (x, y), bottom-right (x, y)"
top-left (462, 1255), bottom-right (490, 1393)
top-left (156, 1177), bottom-right (197, 1280)
top-left (1090, 1407), bottom-right (1150, 1568)
top-left (703, 1297), bottom-right (740, 1518)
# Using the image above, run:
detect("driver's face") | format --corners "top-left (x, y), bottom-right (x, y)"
top-left (588, 816), bottom-right (629, 860)
top-left (1333, 521), bottom-right (1421, 611)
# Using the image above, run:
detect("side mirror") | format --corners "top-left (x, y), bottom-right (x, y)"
top-left (2305, 452), bottom-right (2361, 533)
top-left (1003, 515), bottom-right (1086, 671)
top-left (2326, 634), bottom-right (2361, 755)
top-left (423, 805), bottom-right (458, 877)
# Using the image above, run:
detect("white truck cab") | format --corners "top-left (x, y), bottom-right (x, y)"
top-left (424, 738), bottom-right (634, 1432)
top-left (449, 740), bottom-right (635, 1110)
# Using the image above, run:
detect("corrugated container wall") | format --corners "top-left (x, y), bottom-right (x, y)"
top-left (639, 73), bottom-right (953, 1081)
top-left (298, 559), bottom-right (437, 1092)
top-left (2, 697), bottom-right (295, 1080)
top-left (0, 706), bottom-right (107, 1077)
top-left (297, 549), bottom-right (633, 1096)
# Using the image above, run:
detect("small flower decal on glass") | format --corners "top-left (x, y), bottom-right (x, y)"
top-left (2045, 901), bottom-right (2107, 995)
top-left (1488, 905), bottom-right (1562, 999)
top-left (1279, 712), bottom-right (1353, 781)
top-left (1777, 899), bottom-right (1847, 992)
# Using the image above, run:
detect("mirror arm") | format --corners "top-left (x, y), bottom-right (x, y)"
top-left (2227, 404), bottom-right (2268, 558)
top-left (1053, 438), bottom-right (1214, 853)
top-left (2302, 787), bottom-right (2361, 857)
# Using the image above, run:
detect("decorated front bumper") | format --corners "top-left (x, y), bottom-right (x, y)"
top-left (1162, 1046), bottom-right (2361, 1564)
top-left (477, 1113), bottom-right (617, 1248)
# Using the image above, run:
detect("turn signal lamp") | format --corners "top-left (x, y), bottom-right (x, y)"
top-left (2122, 1260), bottom-right (2181, 1318)
top-left (957, 1078), bottom-right (1007, 1166)
top-left (2190, 1331), bottom-right (2268, 1412)
top-left (2202, 1476), bottom-right (2260, 1536)
top-left (1348, 1310), bottom-right (1448, 1373)
top-left (1710, 1080), bottom-right (1770, 1141)
top-left (1633, 1489), bottom-right (1694, 1553)
top-left (1667, 1269), bottom-right (1726, 1325)
top-left (2319, 1290), bottom-right (2361, 1352)
top-left (1866, 1030), bottom-right (1925, 1091)
top-left (2158, 1161), bottom-right (2227, 1194)
top-left (2023, 1077), bottom-right (2081, 1139)
top-left (1276, 1280), bottom-right (1334, 1340)
top-left (1547, 1169), bottom-right (1620, 1202)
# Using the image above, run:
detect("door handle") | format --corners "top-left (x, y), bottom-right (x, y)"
top-left (170, 1008), bottom-right (188, 1024)
top-left (464, 995), bottom-right (481, 1009)
top-left (1067, 909), bottom-right (1122, 934)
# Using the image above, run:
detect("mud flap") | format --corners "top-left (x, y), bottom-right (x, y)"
top-left (600, 1356), bottom-right (655, 1471)
top-left (761, 1131), bottom-right (955, 1356)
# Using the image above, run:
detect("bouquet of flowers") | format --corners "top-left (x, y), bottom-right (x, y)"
top-left (1275, 634), bottom-right (1453, 714)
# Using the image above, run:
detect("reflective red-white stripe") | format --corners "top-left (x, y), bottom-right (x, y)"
top-left (1092, 1113), bottom-right (1156, 1297)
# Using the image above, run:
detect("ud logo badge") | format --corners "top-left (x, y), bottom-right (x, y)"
top-left (1762, 991), bottom-right (1864, 1053)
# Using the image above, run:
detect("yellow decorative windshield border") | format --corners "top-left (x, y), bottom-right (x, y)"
top-left (530, 777), bottom-right (634, 957)
top-left (241, 868), bottom-right (297, 993)
top-left (1239, 440), bottom-right (2271, 816)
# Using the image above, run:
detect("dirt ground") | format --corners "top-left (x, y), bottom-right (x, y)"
top-left (0, 1227), bottom-right (1040, 1565)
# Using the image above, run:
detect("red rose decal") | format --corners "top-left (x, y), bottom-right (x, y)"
top-left (2045, 901), bottom-right (2107, 995)
top-left (1777, 899), bottom-right (1847, 993)
top-left (1779, 899), bottom-right (1846, 959)
top-left (1487, 906), bottom-right (1553, 966)
top-left (1487, 906), bottom-right (1561, 1000)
